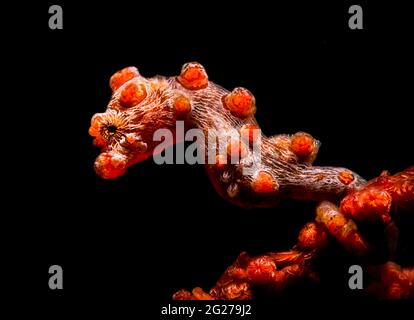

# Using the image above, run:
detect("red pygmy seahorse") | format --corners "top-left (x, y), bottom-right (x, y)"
top-left (89, 62), bottom-right (367, 208)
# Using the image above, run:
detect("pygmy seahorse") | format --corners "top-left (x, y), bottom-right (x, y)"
top-left (89, 62), bottom-right (366, 208)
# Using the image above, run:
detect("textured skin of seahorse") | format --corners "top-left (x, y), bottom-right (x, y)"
top-left (89, 62), bottom-right (366, 208)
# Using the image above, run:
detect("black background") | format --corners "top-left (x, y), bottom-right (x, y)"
top-left (7, 0), bottom-right (414, 317)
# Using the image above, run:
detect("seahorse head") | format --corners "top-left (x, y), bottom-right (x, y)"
top-left (89, 66), bottom-right (182, 179)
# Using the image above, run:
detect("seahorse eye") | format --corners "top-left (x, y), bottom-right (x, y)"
top-left (100, 123), bottom-right (119, 142)
top-left (106, 125), bottom-right (117, 134)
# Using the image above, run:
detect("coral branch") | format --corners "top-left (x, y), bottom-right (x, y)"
top-left (341, 167), bottom-right (414, 223)
top-left (173, 221), bottom-right (328, 300)
top-left (316, 201), bottom-right (369, 256)
top-left (172, 168), bottom-right (414, 300)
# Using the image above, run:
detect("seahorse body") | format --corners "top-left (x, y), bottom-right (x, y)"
top-left (89, 62), bottom-right (366, 208)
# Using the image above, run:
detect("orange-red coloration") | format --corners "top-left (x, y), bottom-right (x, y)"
top-left (92, 63), bottom-right (414, 300)
top-left (297, 222), bottom-right (329, 251)
top-left (368, 262), bottom-right (414, 299)
top-left (290, 132), bottom-right (318, 162)
top-left (94, 152), bottom-right (126, 180)
top-left (341, 188), bottom-right (392, 223)
top-left (341, 167), bottom-right (414, 223)
top-left (172, 289), bottom-right (194, 300)
top-left (109, 66), bottom-right (139, 91)
top-left (120, 133), bottom-right (144, 150)
top-left (316, 201), bottom-right (369, 256)
top-left (226, 139), bottom-right (248, 161)
top-left (247, 256), bottom-right (278, 284)
top-left (177, 62), bottom-right (208, 90)
top-left (341, 167), bottom-right (414, 224)
top-left (93, 62), bottom-right (366, 196)
top-left (251, 171), bottom-right (278, 194)
top-left (88, 116), bottom-right (107, 148)
top-left (384, 168), bottom-right (414, 205)
top-left (119, 82), bottom-right (147, 108)
top-left (268, 250), bottom-right (305, 267)
top-left (215, 154), bottom-right (227, 170)
top-left (216, 282), bottom-right (252, 300)
top-left (240, 124), bottom-right (259, 146)
top-left (223, 87), bottom-right (256, 118)
top-left (338, 171), bottom-right (355, 185)
top-left (173, 221), bottom-right (325, 300)
top-left (192, 287), bottom-right (214, 300)
top-left (173, 95), bottom-right (191, 117)
top-left (206, 252), bottom-right (253, 300)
